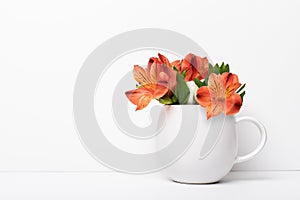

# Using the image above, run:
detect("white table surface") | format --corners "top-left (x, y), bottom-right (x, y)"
top-left (0, 171), bottom-right (299, 200)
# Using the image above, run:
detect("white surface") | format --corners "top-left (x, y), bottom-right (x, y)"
top-left (0, 171), bottom-right (299, 200)
top-left (0, 0), bottom-right (300, 171)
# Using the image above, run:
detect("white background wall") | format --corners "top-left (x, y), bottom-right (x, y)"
top-left (0, 0), bottom-right (299, 171)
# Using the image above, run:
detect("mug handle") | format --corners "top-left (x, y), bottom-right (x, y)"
top-left (234, 116), bottom-right (267, 164)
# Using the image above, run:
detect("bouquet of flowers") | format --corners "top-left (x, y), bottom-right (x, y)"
top-left (125, 53), bottom-right (246, 119)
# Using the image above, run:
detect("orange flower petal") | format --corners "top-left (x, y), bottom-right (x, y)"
top-left (196, 78), bottom-right (225, 119)
top-left (225, 93), bottom-right (242, 115)
top-left (157, 71), bottom-right (169, 86)
top-left (148, 57), bottom-right (159, 69)
top-left (133, 65), bottom-right (152, 85)
top-left (125, 82), bottom-right (168, 110)
top-left (206, 102), bottom-right (224, 119)
top-left (164, 67), bottom-right (177, 91)
top-left (195, 71), bottom-right (243, 118)
top-left (148, 63), bottom-right (176, 91)
top-left (208, 73), bottom-right (225, 98)
top-left (158, 53), bottom-right (171, 68)
top-left (136, 95), bottom-right (153, 110)
top-left (180, 58), bottom-right (189, 71)
top-left (222, 72), bottom-right (241, 97)
top-left (184, 70), bottom-right (193, 81)
top-left (196, 86), bottom-right (211, 107)
top-left (183, 53), bottom-right (209, 80)
top-left (152, 84), bottom-right (168, 99)
top-left (192, 68), bottom-right (202, 81)
top-left (180, 59), bottom-right (193, 81)
top-left (125, 87), bottom-right (153, 110)
top-left (183, 53), bottom-right (194, 64)
top-left (171, 60), bottom-right (181, 69)
top-left (193, 55), bottom-right (209, 79)
top-left (149, 62), bottom-right (157, 83)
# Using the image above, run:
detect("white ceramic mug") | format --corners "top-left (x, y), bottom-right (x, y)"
top-left (157, 105), bottom-right (267, 184)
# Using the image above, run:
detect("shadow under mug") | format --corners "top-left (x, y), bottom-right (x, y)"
top-left (156, 105), bottom-right (267, 184)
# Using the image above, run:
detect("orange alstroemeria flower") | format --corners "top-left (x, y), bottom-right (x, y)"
top-left (147, 53), bottom-right (177, 91)
top-left (172, 53), bottom-right (209, 81)
top-left (125, 54), bottom-right (176, 110)
top-left (196, 72), bottom-right (242, 119)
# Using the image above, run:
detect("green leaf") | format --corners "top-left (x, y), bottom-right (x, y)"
top-left (174, 72), bottom-right (190, 104)
top-left (240, 91), bottom-right (246, 103)
top-left (194, 77), bottom-right (206, 88)
top-left (210, 64), bottom-right (220, 74)
top-left (217, 62), bottom-right (230, 74)
top-left (205, 62), bottom-right (231, 84)
top-left (220, 62), bottom-right (224, 68)
top-left (236, 83), bottom-right (246, 94)
top-left (205, 63), bottom-right (219, 84)
top-left (205, 64), bottom-right (213, 84)
top-left (181, 70), bottom-right (186, 78)
top-left (173, 66), bottom-right (178, 72)
top-left (224, 64), bottom-right (230, 73)
top-left (171, 95), bottom-right (178, 103)
top-left (214, 63), bottom-right (220, 71)
top-left (205, 75), bottom-right (209, 85)
top-left (158, 97), bottom-right (173, 105)
top-left (194, 77), bottom-right (201, 87)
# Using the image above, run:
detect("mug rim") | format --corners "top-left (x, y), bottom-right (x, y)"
top-left (163, 104), bottom-right (234, 119)
top-left (163, 104), bottom-right (201, 107)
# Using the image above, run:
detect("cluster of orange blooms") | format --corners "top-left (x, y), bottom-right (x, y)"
top-left (125, 53), bottom-right (245, 119)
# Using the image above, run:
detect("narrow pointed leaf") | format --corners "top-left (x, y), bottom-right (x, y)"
top-left (194, 77), bottom-right (206, 88)
top-left (236, 83), bottom-right (246, 93)
top-left (240, 91), bottom-right (246, 103)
